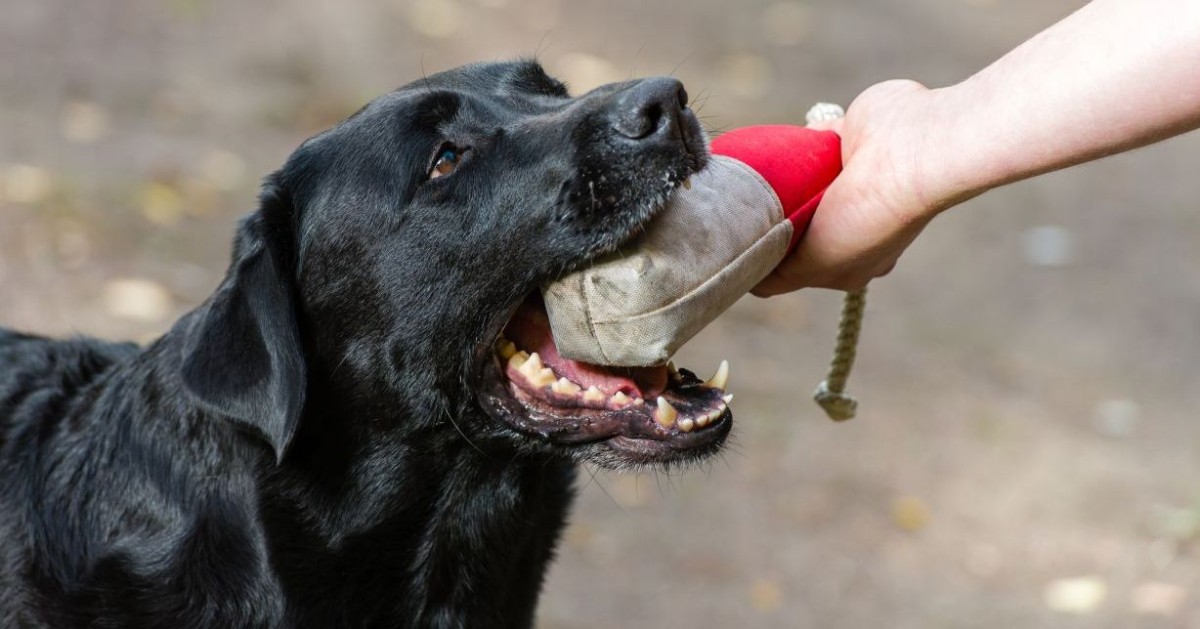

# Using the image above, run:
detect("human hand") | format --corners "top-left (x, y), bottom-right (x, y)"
top-left (755, 0), bottom-right (1200, 297)
top-left (752, 80), bottom-right (954, 296)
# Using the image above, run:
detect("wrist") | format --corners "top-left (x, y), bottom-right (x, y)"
top-left (846, 81), bottom-right (977, 222)
top-left (911, 82), bottom-right (1002, 215)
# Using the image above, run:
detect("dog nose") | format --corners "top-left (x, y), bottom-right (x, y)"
top-left (610, 77), bottom-right (689, 140)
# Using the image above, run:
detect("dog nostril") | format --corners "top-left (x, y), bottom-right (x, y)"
top-left (642, 103), bottom-right (663, 135)
top-left (611, 77), bottom-right (687, 141)
top-left (615, 103), bottom-right (662, 140)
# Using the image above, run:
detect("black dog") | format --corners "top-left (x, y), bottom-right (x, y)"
top-left (0, 60), bottom-right (732, 628)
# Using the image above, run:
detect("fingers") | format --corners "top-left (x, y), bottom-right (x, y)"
top-left (751, 269), bottom-right (803, 297)
top-left (751, 259), bottom-right (876, 296)
top-left (752, 178), bottom-right (927, 295)
top-left (753, 78), bottom-right (939, 297)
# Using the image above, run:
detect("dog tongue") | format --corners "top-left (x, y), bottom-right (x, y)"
top-left (505, 297), bottom-right (667, 399)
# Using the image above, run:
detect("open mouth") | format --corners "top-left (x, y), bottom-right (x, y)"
top-left (479, 294), bottom-right (732, 465)
top-left (472, 85), bottom-right (719, 466)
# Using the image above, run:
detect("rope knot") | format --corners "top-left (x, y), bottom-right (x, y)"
top-left (813, 381), bottom-right (858, 421)
top-left (805, 102), bottom-right (846, 125)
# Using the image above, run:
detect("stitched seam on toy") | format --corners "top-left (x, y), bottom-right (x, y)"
top-left (580, 268), bottom-right (613, 364)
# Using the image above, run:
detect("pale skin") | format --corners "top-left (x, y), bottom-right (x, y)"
top-left (753, 0), bottom-right (1200, 296)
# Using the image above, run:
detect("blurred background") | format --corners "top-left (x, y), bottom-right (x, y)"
top-left (2, 0), bottom-right (1198, 626)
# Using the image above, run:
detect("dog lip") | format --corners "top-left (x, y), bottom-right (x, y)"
top-left (475, 345), bottom-right (732, 460)
top-left (602, 424), bottom-right (731, 463)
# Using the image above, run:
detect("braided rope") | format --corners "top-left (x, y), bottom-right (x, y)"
top-left (804, 103), bottom-right (865, 422)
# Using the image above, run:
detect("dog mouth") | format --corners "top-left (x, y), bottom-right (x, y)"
top-left (474, 89), bottom-right (721, 466)
top-left (478, 294), bottom-right (731, 465)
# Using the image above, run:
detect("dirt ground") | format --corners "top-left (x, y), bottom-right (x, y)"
top-left (2, 0), bottom-right (1198, 626)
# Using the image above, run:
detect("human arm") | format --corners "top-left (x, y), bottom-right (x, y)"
top-left (754, 0), bottom-right (1200, 295)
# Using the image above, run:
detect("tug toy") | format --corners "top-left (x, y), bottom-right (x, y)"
top-left (543, 104), bottom-right (865, 420)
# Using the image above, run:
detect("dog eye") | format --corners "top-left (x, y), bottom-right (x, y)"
top-left (429, 144), bottom-right (470, 179)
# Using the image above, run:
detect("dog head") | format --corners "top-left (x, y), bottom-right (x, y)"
top-left (180, 60), bottom-right (729, 469)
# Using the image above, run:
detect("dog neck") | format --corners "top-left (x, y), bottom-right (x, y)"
top-left (215, 335), bottom-right (581, 623)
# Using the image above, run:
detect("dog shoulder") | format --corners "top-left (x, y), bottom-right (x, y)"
top-left (0, 328), bottom-right (139, 434)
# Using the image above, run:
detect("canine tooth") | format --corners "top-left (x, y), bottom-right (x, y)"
top-left (667, 361), bottom-right (682, 383)
top-left (678, 417), bottom-right (695, 433)
top-left (496, 338), bottom-right (517, 359)
top-left (655, 397), bottom-right (678, 427)
top-left (507, 351), bottom-right (530, 370)
top-left (611, 391), bottom-right (631, 408)
top-left (583, 386), bottom-right (606, 404)
top-left (529, 368), bottom-right (557, 389)
top-left (704, 360), bottom-right (730, 390)
top-left (551, 377), bottom-right (581, 396)
top-left (722, 393), bottom-right (734, 404)
top-left (682, 177), bottom-right (692, 190)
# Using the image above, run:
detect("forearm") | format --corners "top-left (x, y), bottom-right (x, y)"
top-left (923, 0), bottom-right (1200, 210)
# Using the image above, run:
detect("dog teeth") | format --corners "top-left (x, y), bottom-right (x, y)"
top-left (682, 177), bottom-right (692, 190)
top-left (530, 368), bottom-right (557, 389)
top-left (551, 377), bottom-right (581, 396)
top-left (511, 352), bottom-right (556, 388)
top-left (517, 352), bottom-right (544, 378)
top-left (583, 386), bottom-right (605, 404)
top-left (696, 404), bottom-right (725, 428)
top-left (611, 391), bottom-right (632, 408)
top-left (667, 361), bottom-right (683, 383)
top-left (678, 417), bottom-right (695, 433)
top-left (723, 393), bottom-right (734, 404)
top-left (655, 397), bottom-right (678, 427)
top-left (495, 337), bottom-right (518, 359)
top-left (704, 360), bottom-right (730, 390)
top-left (507, 350), bottom-right (530, 370)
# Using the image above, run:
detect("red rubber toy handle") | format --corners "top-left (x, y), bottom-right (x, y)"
top-left (710, 125), bottom-right (842, 250)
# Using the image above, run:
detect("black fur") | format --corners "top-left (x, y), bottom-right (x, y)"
top-left (0, 61), bottom-right (708, 628)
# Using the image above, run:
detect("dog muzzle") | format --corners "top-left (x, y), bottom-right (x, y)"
top-left (542, 124), bottom-right (843, 367)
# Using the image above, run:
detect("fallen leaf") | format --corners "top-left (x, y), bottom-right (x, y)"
top-left (1044, 576), bottom-right (1107, 614)
top-left (139, 181), bottom-right (185, 227)
top-left (102, 279), bottom-right (173, 323)
top-left (891, 496), bottom-right (930, 532)
top-left (2, 164), bottom-right (55, 205)
top-left (748, 578), bottom-right (782, 612)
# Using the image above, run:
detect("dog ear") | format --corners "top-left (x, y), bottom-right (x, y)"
top-left (180, 183), bottom-right (306, 463)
